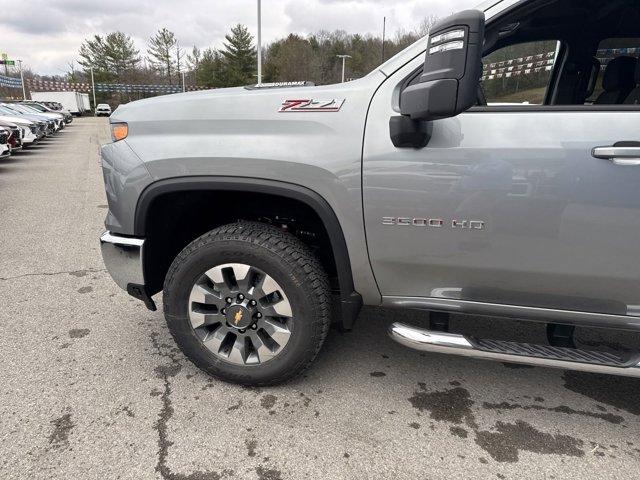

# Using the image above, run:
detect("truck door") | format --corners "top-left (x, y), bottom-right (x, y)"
top-left (363, 39), bottom-right (640, 318)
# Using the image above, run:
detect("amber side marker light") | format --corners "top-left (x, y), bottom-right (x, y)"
top-left (111, 123), bottom-right (128, 142)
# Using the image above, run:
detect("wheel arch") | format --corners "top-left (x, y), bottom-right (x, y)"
top-left (135, 176), bottom-right (363, 329)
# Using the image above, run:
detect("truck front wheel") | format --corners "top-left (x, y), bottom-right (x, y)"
top-left (162, 222), bottom-right (332, 386)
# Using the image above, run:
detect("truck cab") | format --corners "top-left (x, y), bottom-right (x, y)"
top-left (100, 0), bottom-right (640, 385)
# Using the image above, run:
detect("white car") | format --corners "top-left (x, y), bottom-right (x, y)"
top-left (1, 103), bottom-right (64, 132)
top-left (0, 127), bottom-right (11, 159)
top-left (0, 115), bottom-right (38, 145)
top-left (96, 104), bottom-right (112, 117)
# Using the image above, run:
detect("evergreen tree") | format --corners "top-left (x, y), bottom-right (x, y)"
top-left (263, 34), bottom-right (315, 82)
top-left (106, 32), bottom-right (141, 78)
top-left (220, 24), bottom-right (256, 86)
top-left (79, 35), bottom-right (110, 77)
top-left (197, 48), bottom-right (229, 88)
top-left (187, 46), bottom-right (202, 72)
top-left (78, 32), bottom-right (139, 82)
top-left (148, 28), bottom-right (178, 84)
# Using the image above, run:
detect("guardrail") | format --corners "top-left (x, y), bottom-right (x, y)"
top-left (25, 80), bottom-right (209, 94)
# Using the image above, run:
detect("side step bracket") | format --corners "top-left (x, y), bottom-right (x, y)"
top-left (388, 322), bottom-right (640, 378)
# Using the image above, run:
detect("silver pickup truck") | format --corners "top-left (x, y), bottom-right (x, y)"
top-left (100, 0), bottom-right (640, 385)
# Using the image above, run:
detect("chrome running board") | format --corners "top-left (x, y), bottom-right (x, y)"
top-left (388, 322), bottom-right (640, 378)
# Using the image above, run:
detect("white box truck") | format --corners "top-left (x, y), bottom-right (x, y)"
top-left (31, 92), bottom-right (84, 116)
top-left (81, 93), bottom-right (91, 113)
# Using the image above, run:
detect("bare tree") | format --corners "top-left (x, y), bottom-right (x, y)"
top-left (175, 41), bottom-right (185, 80)
top-left (66, 60), bottom-right (78, 83)
top-left (418, 15), bottom-right (439, 36)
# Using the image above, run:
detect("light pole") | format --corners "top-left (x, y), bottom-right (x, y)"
top-left (257, 0), bottom-right (262, 84)
top-left (382, 17), bottom-right (386, 62)
top-left (336, 54), bottom-right (352, 83)
top-left (90, 67), bottom-right (96, 110)
top-left (18, 60), bottom-right (26, 100)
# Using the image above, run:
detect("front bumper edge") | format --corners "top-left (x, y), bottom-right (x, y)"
top-left (100, 231), bottom-right (157, 311)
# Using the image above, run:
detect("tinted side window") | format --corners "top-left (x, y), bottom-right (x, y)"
top-left (481, 41), bottom-right (559, 105)
top-left (587, 38), bottom-right (640, 102)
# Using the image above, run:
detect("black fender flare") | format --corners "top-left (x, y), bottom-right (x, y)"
top-left (135, 176), bottom-right (362, 329)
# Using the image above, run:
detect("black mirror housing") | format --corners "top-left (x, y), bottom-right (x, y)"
top-left (401, 10), bottom-right (485, 122)
top-left (389, 115), bottom-right (432, 148)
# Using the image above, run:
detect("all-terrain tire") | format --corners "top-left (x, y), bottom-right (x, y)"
top-left (163, 221), bottom-right (332, 386)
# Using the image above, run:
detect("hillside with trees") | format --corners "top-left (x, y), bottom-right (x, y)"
top-left (1, 19), bottom-right (437, 105)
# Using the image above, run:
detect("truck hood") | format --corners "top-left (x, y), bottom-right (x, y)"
top-left (111, 75), bottom-right (384, 124)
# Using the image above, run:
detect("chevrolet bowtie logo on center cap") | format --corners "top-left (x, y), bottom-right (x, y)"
top-left (234, 310), bottom-right (244, 325)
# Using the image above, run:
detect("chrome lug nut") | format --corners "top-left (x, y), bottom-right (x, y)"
top-left (256, 312), bottom-right (262, 319)
top-left (250, 300), bottom-right (257, 307)
top-left (226, 297), bottom-right (233, 304)
top-left (251, 324), bottom-right (258, 330)
top-left (238, 294), bottom-right (245, 301)
top-left (221, 308), bottom-right (227, 315)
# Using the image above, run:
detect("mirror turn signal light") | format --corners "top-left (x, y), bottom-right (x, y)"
top-left (111, 123), bottom-right (128, 142)
top-left (429, 29), bottom-right (465, 46)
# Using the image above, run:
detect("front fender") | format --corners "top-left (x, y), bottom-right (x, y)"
top-left (101, 140), bottom-right (153, 234)
top-left (135, 176), bottom-right (369, 326)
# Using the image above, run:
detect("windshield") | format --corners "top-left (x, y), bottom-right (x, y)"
top-left (27, 103), bottom-right (47, 112)
top-left (0, 105), bottom-right (23, 115)
top-left (15, 104), bottom-right (42, 114)
top-left (3, 104), bottom-right (31, 114)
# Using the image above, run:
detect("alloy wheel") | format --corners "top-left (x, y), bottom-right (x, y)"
top-left (188, 263), bottom-right (293, 365)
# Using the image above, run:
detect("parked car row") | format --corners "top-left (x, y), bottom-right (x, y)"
top-left (0, 100), bottom-right (72, 158)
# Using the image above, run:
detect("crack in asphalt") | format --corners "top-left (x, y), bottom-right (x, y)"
top-left (0, 268), bottom-right (107, 281)
top-left (150, 331), bottom-right (230, 480)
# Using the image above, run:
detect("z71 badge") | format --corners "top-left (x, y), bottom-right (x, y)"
top-left (279, 99), bottom-right (345, 113)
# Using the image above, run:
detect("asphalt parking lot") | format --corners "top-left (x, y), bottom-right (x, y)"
top-left (1, 117), bottom-right (639, 480)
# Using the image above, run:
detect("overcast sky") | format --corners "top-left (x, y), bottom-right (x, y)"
top-left (0, 0), bottom-right (477, 75)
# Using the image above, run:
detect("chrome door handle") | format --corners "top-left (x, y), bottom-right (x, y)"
top-left (592, 146), bottom-right (640, 166)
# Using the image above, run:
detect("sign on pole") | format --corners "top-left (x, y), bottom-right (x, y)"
top-left (1, 54), bottom-right (15, 66)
